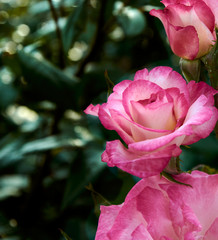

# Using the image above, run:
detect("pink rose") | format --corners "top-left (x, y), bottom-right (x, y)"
top-left (95, 171), bottom-right (218, 240)
top-left (150, 0), bottom-right (217, 60)
top-left (85, 67), bottom-right (217, 178)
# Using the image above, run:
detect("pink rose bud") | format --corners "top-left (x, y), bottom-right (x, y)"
top-left (85, 67), bottom-right (218, 178)
top-left (150, 0), bottom-right (217, 60)
top-left (95, 171), bottom-right (218, 240)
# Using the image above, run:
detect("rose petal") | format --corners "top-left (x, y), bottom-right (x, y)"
top-left (107, 200), bottom-right (145, 240)
top-left (202, 0), bottom-right (218, 26)
top-left (182, 95), bottom-right (217, 144)
top-left (131, 224), bottom-right (153, 240)
top-left (102, 140), bottom-right (180, 178)
top-left (193, 0), bottom-right (215, 32)
top-left (84, 104), bottom-right (100, 116)
top-left (98, 105), bottom-right (134, 144)
top-left (169, 172), bottom-right (218, 237)
top-left (187, 80), bottom-right (218, 105)
top-left (150, 8), bottom-right (199, 59)
top-left (204, 218), bottom-right (218, 239)
top-left (95, 205), bottom-right (122, 240)
top-left (131, 100), bottom-right (176, 130)
top-left (122, 80), bottom-right (162, 118)
top-left (133, 68), bottom-right (149, 81)
top-left (135, 186), bottom-right (178, 239)
top-left (146, 67), bottom-right (189, 101)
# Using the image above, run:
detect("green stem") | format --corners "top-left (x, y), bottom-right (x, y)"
top-left (47, 0), bottom-right (65, 69)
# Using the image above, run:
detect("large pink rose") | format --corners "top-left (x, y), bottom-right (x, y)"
top-left (95, 171), bottom-right (218, 240)
top-left (85, 67), bottom-right (217, 178)
top-left (150, 0), bottom-right (217, 60)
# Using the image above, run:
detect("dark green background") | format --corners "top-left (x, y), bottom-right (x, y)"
top-left (0, 0), bottom-right (217, 239)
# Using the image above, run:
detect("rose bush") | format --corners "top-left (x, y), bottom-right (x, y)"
top-left (150, 0), bottom-right (218, 60)
top-left (95, 171), bottom-right (218, 240)
top-left (85, 67), bottom-right (218, 178)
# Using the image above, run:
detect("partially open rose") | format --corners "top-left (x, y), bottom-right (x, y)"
top-left (95, 171), bottom-right (218, 240)
top-left (85, 67), bottom-right (217, 178)
top-left (150, 0), bottom-right (217, 60)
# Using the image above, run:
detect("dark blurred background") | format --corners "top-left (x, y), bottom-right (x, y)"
top-left (0, 0), bottom-right (217, 239)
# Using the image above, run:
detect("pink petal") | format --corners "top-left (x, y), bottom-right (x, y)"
top-left (131, 224), bottom-right (153, 240)
top-left (168, 200), bottom-right (202, 238)
top-left (122, 80), bottom-right (162, 118)
top-left (131, 100), bottom-right (176, 131)
top-left (204, 218), bottom-right (218, 240)
top-left (187, 80), bottom-right (218, 105)
top-left (182, 95), bottom-right (218, 144)
top-left (168, 24), bottom-right (200, 60)
top-left (95, 205), bottom-right (122, 240)
top-left (203, 0), bottom-right (218, 26)
top-left (109, 108), bottom-right (172, 142)
top-left (170, 171), bottom-right (218, 237)
top-left (108, 80), bottom-right (132, 103)
top-left (107, 200), bottom-right (146, 240)
top-left (193, 0), bottom-right (215, 32)
top-left (150, 8), bottom-right (199, 59)
top-left (101, 140), bottom-right (180, 178)
top-left (133, 68), bottom-right (149, 81)
top-left (84, 104), bottom-right (100, 116)
top-left (98, 105), bottom-right (134, 144)
top-left (161, 0), bottom-right (190, 6)
top-left (112, 80), bottom-right (132, 95)
top-left (135, 186), bottom-right (178, 239)
top-left (128, 124), bottom-right (190, 152)
top-left (147, 67), bottom-right (189, 101)
top-left (164, 88), bottom-right (189, 124)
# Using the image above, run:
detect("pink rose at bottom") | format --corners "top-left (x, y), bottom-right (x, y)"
top-left (95, 171), bottom-right (218, 240)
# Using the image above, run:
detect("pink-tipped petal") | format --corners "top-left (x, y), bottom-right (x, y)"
top-left (98, 106), bottom-right (134, 144)
top-left (102, 140), bottom-right (180, 178)
top-left (187, 80), bottom-right (218, 105)
top-left (194, 0), bottom-right (215, 32)
top-left (133, 68), bottom-right (149, 81)
top-left (168, 24), bottom-right (200, 60)
top-left (203, 0), bottom-right (218, 26)
top-left (84, 104), bottom-right (100, 116)
top-left (182, 95), bottom-right (218, 144)
top-left (147, 67), bottom-right (189, 101)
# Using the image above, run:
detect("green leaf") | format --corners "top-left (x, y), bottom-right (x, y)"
top-left (62, 0), bottom-right (87, 53)
top-left (0, 81), bottom-right (18, 110)
top-left (179, 58), bottom-right (201, 82)
top-left (19, 135), bottom-right (85, 154)
top-left (61, 144), bottom-right (106, 210)
top-left (86, 183), bottom-right (111, 216)
top-left (0, 133), bottom-right (26, 168)
top-left (105, 70), bottom-right (114, 96)
top-left (201, 28), bottom-right (218, 89)
top-left (161, 171), bottom-right (192, 187)
top-left (59, 229), bottom-right (72, 240)
top-left (0, 133), bottom-right (87, 168)
top-left (16, 50), bottom-right (78, 107)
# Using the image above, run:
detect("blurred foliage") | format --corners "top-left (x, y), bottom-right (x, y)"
top-left (0, 0), bottom-right (217, 239)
